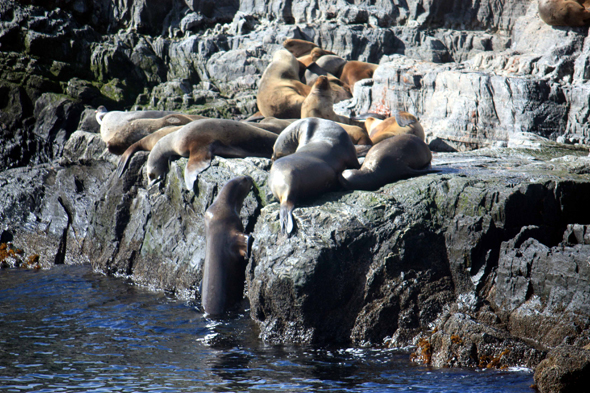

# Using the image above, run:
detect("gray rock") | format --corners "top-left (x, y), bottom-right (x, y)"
top-left (534, 346), bottom-right (590, 393)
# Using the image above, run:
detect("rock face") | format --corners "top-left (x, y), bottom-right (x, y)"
top-left (2, 0), bottom-right (590, 390)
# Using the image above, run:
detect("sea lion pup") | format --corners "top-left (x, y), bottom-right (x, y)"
top-left (257, 50), bottom-right (311, 119)
top-left (116, 125), bottom-right (184, 178)
top-left (146, 119), bottom-right (278, 190)
top-left (315, 54), bottom-right (348, 78)
top-left (538, 0), bottom-right (590, 26)
top-left (340, 134), bottom-right (437, 191)
top-left (282, 38), bottom-right (319, 57)
top-left (202, 175), bottom-right (253, 316)
top-left (367, 111), bottom-right (425, 144)
top-left (339, 61), bottom-right (379, 93)
top-left (269, 118), bottom-right (360, 234)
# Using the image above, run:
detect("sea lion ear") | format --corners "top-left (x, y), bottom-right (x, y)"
top-left (184, 147), bottom-right (213, 191)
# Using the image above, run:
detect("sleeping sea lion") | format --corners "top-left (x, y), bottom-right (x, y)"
top-left (97, 106), bottom-right (205, 155)
top-left (146, 119), bottom-right (278, 190)
top-left (116, 125), bottom-right (184, 178)
top-left (538, 0), bottom-right (590, 26)
top-left (269, 118), bottom-right (360, 234)
top-left (202, 175), bottom-right (253, 316)
top-left (340, 134), bottom-right (437, 191)
top-left (339, 61), bottom-right (379, 93)
top-left (367, 111), bottom-right (425, 144)
top-left (297, 47), bottom-right (334, 68)
top-left (257, 50), bottom-right (311, 119)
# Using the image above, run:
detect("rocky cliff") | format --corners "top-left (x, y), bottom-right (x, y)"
top-left (2, 0), bottom-right (590, 391)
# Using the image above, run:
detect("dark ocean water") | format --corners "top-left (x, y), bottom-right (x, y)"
top-left (0, 265), bottom-right (534, 392)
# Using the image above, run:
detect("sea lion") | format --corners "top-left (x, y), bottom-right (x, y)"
top-left (283, 38), bottom-right (319, 57)
top-left (202, 175), bottom-right (253, 316)
top-left (339, 61), bottom-right (379, 93)
top-left (304, 62), bottom-right (352, 103)
top-left (116, 125), bottom-right (184, 178)
top-left (301, 76), bottom-right (339, 122)
top-left (367, 111), bottom-right (425, 144)
top-left (254, 117), bottom-right (298, 134)
top-left (538, 0), bottom-right (590, 26)
top-left (146, 119), bottom-right (278, 190)
top-left (340, 134), bottom-right (437, 191)
top-left (269, 118), bottom-right (360, 234)
top-left (96, 105), bottom-right (204, 155)
top-left (257, 50), bottom-right (311, 119)
top-left (297, 47), bottom-right (334, 68)
top-left (315, 54), bottom-right (348, 78)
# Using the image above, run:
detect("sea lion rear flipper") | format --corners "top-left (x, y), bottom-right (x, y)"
top-left (355, 144), bottom-right (372, 158)
top-left (184, 147), bottom-right (213, 190)
top-left (394, 110), bottom-right (417, 128)
top-left (280, 202), bottom-right (295, 235)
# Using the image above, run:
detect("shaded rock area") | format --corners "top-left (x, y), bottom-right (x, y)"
top-left (2, 0), bottom-right (590, 391)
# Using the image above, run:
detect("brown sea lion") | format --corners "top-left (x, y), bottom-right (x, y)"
top-left (254, 117), bottom-right (298, 134)
top-left (538, 0), bottom-right (590, 26)
top-left (315, 54), bottom-right (348, 78)
top-left (340, 134), bottom-right (437, 191)
top-left (116, 125), bottom-right (184, 178)
top-left (339, 61), bottom-right (379, 93)
top-left (304, 62), bottom-right (352, 103)
top-left (269, 118), bottom-right (360, 234)
top-left (146, 119), bottom-right (278, 190)
top-left (367, 111), bottom-right (425, 144)
top-left (202, 175), bottom-right (253, 316)
top-left (257, 50), bottom-right (311, 119)
top-left (283, 38), bottom-right (319, 57)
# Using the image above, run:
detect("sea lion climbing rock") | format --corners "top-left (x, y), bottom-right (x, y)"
top-left (202, 175), bottom-right (253, 316)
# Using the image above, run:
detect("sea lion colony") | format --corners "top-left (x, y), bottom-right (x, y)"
top-left (96, 37), bottom-right (442, 315)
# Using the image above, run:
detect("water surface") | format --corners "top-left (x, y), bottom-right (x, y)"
top-left (0, 265), bottom-right (534, 392)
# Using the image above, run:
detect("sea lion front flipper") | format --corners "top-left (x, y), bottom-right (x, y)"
top-left (117, 143), bottom-right (141, 178)
top-left (184, 147), bottom-right (213, 190)
top-left (394, 110), bottom-right (417, 128)
top-left (234, 232), bottom-right (250, 258)
top-left (279, 201), bottom-right (295, 235)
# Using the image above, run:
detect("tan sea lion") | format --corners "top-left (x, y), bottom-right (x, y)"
top-left (304, 62), bottom-right (352, 103)
top-left (339, 61), bottom-right (379, 93)
top-left (96, 106), bottom-right (205, 155)
top-left (315, 54), bottom-right (348, 78)
top-left (367, 111), bottom-right (425, 144)
top-left (538, 0), bottom-right (590, 26)
top-left (301, 76), bottom-right (339, 122)
top-left (269, 118), bottom-right (360, 234)
top-left (257, 50), bottom-right (311, 119)
top-left (116, 125), bottom-right (184, 178)
top-left (146, 119), bottom-right (278, 190)
top-left (340, 134), bottom-right (437, 191)
top-left (202, 175), bottom-right (253, 316)
top-left (297, 47), bottom-right (334, 68)
top-left (283, 38), bottom-right (319, 57)
top-left (96, 106), bottom-right (182, 154)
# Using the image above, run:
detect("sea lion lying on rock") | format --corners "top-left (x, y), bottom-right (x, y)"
top-left (538, 0), bottom-right (590, 26)
top-left (366, 111), bottom-right (425, 144)
top-left (146, 119), bottom-right (278, 190)
top-left (340, 134), bottom-right (437, 191)
top-left (269, 118), bottom-right (360, 234)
